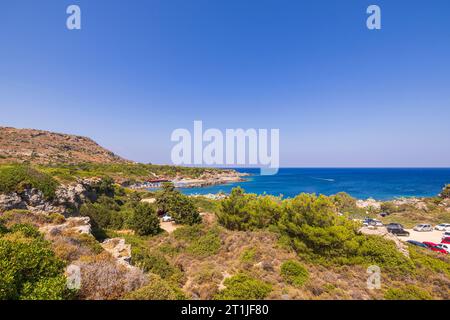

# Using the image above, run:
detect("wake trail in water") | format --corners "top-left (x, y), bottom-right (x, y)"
top-left (311, 177), bottom-right (335, 182)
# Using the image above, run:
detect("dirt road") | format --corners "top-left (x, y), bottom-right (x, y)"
top-left (401, 229), bottom-right (445, 244)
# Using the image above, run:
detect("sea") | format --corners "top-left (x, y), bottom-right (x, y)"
top-left (179, 168), bottom-right (450, 200)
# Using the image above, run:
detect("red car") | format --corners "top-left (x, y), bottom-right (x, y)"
top-left (423, 241), bottom-right (438, 248)
top-left (423, 242), bottom-right (448, 254)
top-left (441, 237), bottom-right (450, 244)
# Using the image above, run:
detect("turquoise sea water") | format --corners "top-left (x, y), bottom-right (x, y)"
top-left (179, 168), bottom-right (450, 200)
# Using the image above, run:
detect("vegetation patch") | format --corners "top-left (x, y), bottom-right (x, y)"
top-left (280, 260), bottom-right (309, 287)
top-left (0, 164), bottom-right (58, 199)
top-left (215, 273), bottom-right (272, 300)
top-left (384, 285), bottom-right (432, 300)
top-left (124, 274), bottom-right (185, 300)
top-left (0, 223), bottom-right (71, 300)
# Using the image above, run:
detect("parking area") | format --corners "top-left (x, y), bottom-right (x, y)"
top-left (401, 229), bottom-right (445, 244)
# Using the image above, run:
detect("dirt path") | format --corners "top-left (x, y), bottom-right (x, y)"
top-left (160, 221), bottom-right (178, 233)
top-left (401, 229), bottom-right (444, 244)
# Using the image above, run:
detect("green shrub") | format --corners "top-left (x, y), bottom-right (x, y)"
top-left (133, 250), bottom-right (177, 279)
top-left (240, 248), bottom-right (257, 263)
top-left (10, 223), bottom-right (43, 239)
top-left (80, 196), bottom-right (137, 236)
top-left (124, 274), bottom-right (185, 300)
top-left (155, 183), bottom-right (201, 225)
top-left (384, 285), bottom-right (432, 300)
top-left (0, 224), bottom-right (70, 300)
top-left (280, 260), bottom-right (309, 287)
top-left (409, 247), bottom-right (450, 277)
top-left (217, 187), bottom-right (281, 231)
top-left (215, 273), bottom-right (272, 300)
top-left (0, 164), bottom-right (58, 199)
top-left (128, 203), bottom-right (160, 236)
top-left (20, 275), bottom-right (69, 300)
top-left (173, 224), bottom-right (204, 242)
top-left (332, 192), bottom-right (360, 214)
top-left (187, 229), bottom-right (221, 257)
top-left (356, 235), bottom-right (414, 273)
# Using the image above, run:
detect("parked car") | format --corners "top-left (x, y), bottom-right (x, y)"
top-left (406, 240), bottom-right (428, 248)
top-left (386, 223), bottom-right (410, 236)
top-left (430, 245), bottom-right (448, 254)
top-left (441, 237), bottom-right (450, 244)
top-left (413, 224), bottom-right (433, 232)
top-left (161, 215), bottom-right (173, 222)
top-left (363, 218), bottom-right (383, 227)
top-left (441, 231), bottom-right (450, 240)
top-left (435, 223), bottom-right (450, 231)
top-left (435, 243), bottom-right (450, 254)
top-left (423, 241), bottom-right (439, 249)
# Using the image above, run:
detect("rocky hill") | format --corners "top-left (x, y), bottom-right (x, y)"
top-left (0, 126), bottom-right (128, 164)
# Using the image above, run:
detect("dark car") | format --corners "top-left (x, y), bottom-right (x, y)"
top-left (406, 240), bottom-right (428, 248)
top-left (386, 223), bottom-right (410, 236)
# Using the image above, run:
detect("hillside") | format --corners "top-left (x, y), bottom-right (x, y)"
top-left (0, 126), bottom-right (128, 165)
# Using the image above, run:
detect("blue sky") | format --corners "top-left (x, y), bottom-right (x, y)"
top-left (1, 0), bottom-right (449, 167)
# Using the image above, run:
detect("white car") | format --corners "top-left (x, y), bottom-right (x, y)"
top-left (435, 243), bottom-right (450, 253)
top-left (162, 215), bottom-right (173, 222)
top-left (363, 219), bottom-right (383, 227)
top-left (413, 224), bottom-right (433, 232)
top-left (435, 223), bottom-right (450, 231)
top-left (441, 231), bottom-right (450, 240)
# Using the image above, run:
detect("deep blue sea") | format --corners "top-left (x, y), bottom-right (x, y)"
top-left (179, 168), bottom-right (450, 200)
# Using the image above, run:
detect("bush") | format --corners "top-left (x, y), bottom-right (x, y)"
top-left (0, 164), bottom-right (58, 199)
top-left (240, 248), bottom-right (257, 263)
top-left (384, 285), bottom-right (432, 300)
top-left (0, 224), bottom-right (70, 300)
top-left (187, 229), bottom-right (221, 257)
top-left (80, 196), bottom-right (134, 237)
top-left (356, 236), bottom-right (414, 273)
top-left (124, 274), bottom-right (185, 300)
top-left (129, 203), bottom-right (160, 236)
top-left (215, 273), bottom-right (272, 300)
top-left (155, 183), bottom-right (201, 225)
top-left (20, 276), bottom-right (69, 300)
top-left (332, 192), bottom-right (359, 214)
top-left (133, 250), bottom-right (178, 279)
top-left (76, 252), bottom-right (147, 300)
top-left (217, 187), bottom-right (281, 231)
top-left (280, 260), bottom-right (309, 287)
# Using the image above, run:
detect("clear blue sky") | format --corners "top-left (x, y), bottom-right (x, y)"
top-left (1, 0), bottom-right (449, 167)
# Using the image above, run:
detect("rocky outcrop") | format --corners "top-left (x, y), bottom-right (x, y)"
top-left (40, 216), bottom-right (92, 236)
top-left (392, 198), bottom-right (428, 210)
top-left (101, 238), bottom-right (133, 268)
top-left (0, 178), bottom-right (101, 216)
top-left (0, 193), bottom-right (25, 211)
top-left (356, 198), bottom-right (382, 210)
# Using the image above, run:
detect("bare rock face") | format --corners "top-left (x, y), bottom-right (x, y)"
top-left (392, 198), bottom-right (428, 210)
top-left (359, 226), bottom-right (409, 258)
top-left (101, 238), bottom-right (133, 268)
top-left (356, 198), bottom-right (382, 210)
top-left (0, 193), bottom-right (25, 211)
top-left (40, 217), bottom-right (92, 236)
top-left (0, 178), bottom-right (100, 216)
